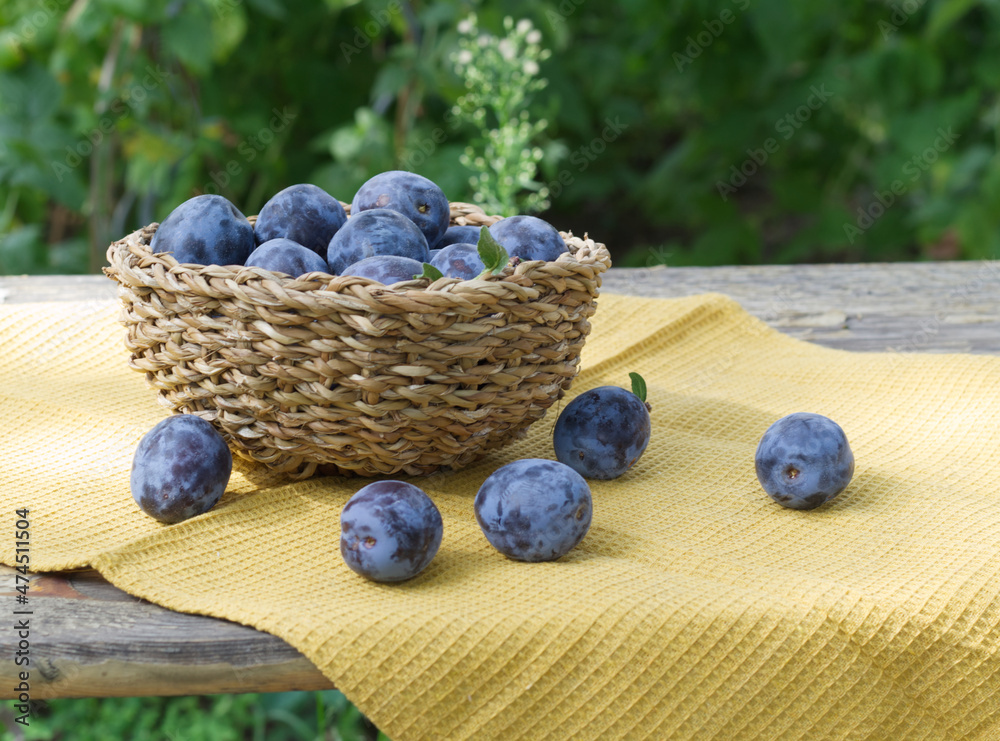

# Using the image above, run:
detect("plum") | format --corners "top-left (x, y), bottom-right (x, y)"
top-left (436, 225), bottom-right (482, 249)
top-left (488, 215), bottom-right (566, 262)
top-left (340, 480), bottom-right (443, 582)
top-left (341, 255), bottom-right (425, 285)
top-left (755, 412), bottom-right (854, 510)
top-left (327, 208), bottom-right (429, 275)
top-left (429, 242), bottom-right (485, 280)
top-left (130, 415), bottom-right (232, 524)
top-left (475, 458), bottom-right (592, 562)
top-left (150, 194), bottom-right (255, 266)
top-left (553, 384), bottom-right (651, 480)
top-left (244, 238), bottom-right (330, 278)
top-left (351, 170), bottom-right (450, 248)
top-left (253, 183), bottom-right (347, 257)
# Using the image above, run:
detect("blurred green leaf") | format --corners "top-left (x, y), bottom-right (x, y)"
top-left (162, 7), bottom-right (214, 73)
top-left (0, 31), bottom-right (25, 69)
top-left (925, 0), bottom-right (978, 40)
top-left (371, 64), bottom-right (410, 102)
top-left (0, 62), bottom-right (61, 120)
top-left (0, 223), bottom-right (45, 273)
top-left (97, 0), bottom-right (154, 22)
top-left (747, 0), bottom-right (806, 68)
top-left (209, 0), bottom-right (248, 61)
top-left (67, 1), bottom-right (114, 41)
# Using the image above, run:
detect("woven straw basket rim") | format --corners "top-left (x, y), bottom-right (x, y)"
top-left (104, 201), bottom-right (611, 479)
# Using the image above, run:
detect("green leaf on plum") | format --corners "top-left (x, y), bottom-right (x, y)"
top-left (629, 372), bottom-right (647, 402)
top-left (476, 227), bottom-right (509, 276)
top-left (417, 262), bottom-right (444, 281)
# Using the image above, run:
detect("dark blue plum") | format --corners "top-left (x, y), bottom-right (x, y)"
top-left (326, 208), bottom-right (429, 275)
top-left (474, 459), bottom-right (592, 562)
top-left (553, 386), bottom-right (651, 480)
top-left (130, 415), bottom-right (232, 524)
top-left (430, 243), bottom-right (485, 280)
top-left (488, 215), bottom-right (566, 262)
top-left (253, 183), bottom-right (347, 257)
top-left (340, 481), bottom-right (443, 582)
top-left (754, 413), bottom-right (854, 510)
top-left (245, 238), bottom-right (330, 278)
top-left (351, 171), bottom-right (450, 248)
top-left (342, 255), bottom-right (424, 285)
top-left (150, 194), bottom-right (255, 266)
top-left (436, 225), bottom-right (482, 248)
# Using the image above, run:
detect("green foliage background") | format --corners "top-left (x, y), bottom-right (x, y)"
top-left (2, 0), bottom-right (999, 275)
top-left (3, 690), bottom-right (390, 740)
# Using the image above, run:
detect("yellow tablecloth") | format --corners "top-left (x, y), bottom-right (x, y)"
top-left (2, 292), bottom-right (1000, 740)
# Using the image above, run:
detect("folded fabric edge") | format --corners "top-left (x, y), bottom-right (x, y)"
top-left (581, 291), bottom-right (804, 383)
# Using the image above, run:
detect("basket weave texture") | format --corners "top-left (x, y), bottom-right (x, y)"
top-left (104, 202), bottom-right (611, 478)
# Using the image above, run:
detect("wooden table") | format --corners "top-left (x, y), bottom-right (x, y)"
top-left (2, 261), bottom-right (998, 699)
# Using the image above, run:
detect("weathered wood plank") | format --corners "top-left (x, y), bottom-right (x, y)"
top-left (3, 261), bottom-right (998, 354)
top-left (0, 566), bottom-right (333, 698)
top-left (600, 261), bottom-right (1000, 355)
top-left (1, 260), bottom-right (997, 699)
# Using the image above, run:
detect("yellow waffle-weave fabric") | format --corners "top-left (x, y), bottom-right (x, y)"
top-left (2, 292), bottom-right (1000, 740)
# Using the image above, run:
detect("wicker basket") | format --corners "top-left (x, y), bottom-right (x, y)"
top-left (103, 202), bottom-right (611, 479)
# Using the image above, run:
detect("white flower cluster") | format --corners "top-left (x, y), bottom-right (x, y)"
top-left (450, 15), bottom-right (552, 216)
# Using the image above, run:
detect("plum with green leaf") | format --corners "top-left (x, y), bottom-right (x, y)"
top-left (488, 215), bottom-right (566, 262)
top-left (430, 243), bottom-right (485, 279)
top-left (553, 373), bottom-right (652, 480)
